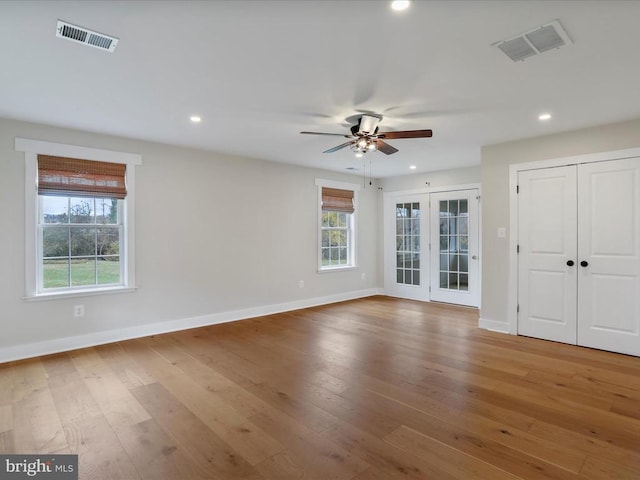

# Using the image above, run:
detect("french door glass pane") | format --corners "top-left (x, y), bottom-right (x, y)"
top-left (395, 202), bottom-right (420, 286)
top-left (438, 198), bottom-right (469, 291)
top-left (440, 217), bottom-right (448, 234)
top-left (459, 217), bottom-right (468, 235)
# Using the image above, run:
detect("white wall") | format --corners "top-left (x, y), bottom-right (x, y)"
top-left (0, 117), bottom-right (381, 361)
top-left (380, 166), bottom-right (480, 192)
top-left (480, 117), bottom-right (640, 331)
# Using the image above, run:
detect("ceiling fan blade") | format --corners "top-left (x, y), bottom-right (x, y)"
top-left (376, 140), bottom-right (399, 155)
top-left (323, 141), bottom-right (353, 154)
top-left (300, 131), bottom-right (351, 137)
top-left (377, 129), bottom-right (433, 139)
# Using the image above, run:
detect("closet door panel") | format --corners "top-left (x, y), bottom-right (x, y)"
top-left (517, 166), bottom-right (577, 344)
top-left (577, 158), bottom-right (640, 356)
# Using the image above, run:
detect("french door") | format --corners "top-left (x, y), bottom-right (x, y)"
top-left (518, 158), bottom-right (640, 356)
top-left (384, 189), bottom-right (480, 307)
top-left (384, 194), bottom-right (429, 301)
top-left (429, 190), bottom-right (480, 306)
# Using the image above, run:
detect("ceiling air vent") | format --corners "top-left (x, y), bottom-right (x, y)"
top-left (493, 20), bottom-right (571, 62)
top-left (56, 20), bottom-right (119, 53)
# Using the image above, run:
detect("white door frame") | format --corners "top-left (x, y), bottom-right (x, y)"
top-left (507, 147), bottom-right (640, 335)
top-left (383, 183), bottom-right (481, 304)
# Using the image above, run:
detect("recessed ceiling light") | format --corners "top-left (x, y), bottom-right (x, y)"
top-left (355, 152), bottom-right (363, 158)
top-left (538, 113), bottom-right (552, 121)
top-left (391, 0), bottom-right (410, 12)
top-left (409, 165), bottom-right (417, 170)
top-left (190, 115), bottom-right (202, 123)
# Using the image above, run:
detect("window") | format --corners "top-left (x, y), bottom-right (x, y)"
top-left (41, 195), bottom-right (123, 289)
top-left (316, 180), bottom-right (359, 270)
top-left (321, 208), bottom-right (352, 267)
top-left (17, 138), bottom-right (141, 299)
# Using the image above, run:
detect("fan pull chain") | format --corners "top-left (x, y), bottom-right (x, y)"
top-left (363, 159), bottom-right (366, 188)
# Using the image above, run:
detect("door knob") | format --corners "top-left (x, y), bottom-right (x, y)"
top-left (580, 260), bottom-right (589, 267)
top-left (566, 260), bottom-right (574, 266)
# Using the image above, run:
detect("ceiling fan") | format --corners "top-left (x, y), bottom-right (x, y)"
top-left (300, 114), bottom-right (432, 156)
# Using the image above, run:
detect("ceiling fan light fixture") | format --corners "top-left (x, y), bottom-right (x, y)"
top-left (300, 113), bottom-right (432, 156)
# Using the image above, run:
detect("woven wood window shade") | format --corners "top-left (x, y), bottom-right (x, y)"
top-left (322, 187), bottom-right (354, 213)
top-left (38, 155), bottom-right (127, 199)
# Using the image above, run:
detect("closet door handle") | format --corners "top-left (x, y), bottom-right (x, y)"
top-left (580, 260), bottom-right (589, 267)
top-left (566, 260), bottom-right (574, 266)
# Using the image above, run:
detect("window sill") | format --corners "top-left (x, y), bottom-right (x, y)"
top-left (23, 286), bottom-right (137, 302)
top-left (317, 265), bottom-right (358, 274)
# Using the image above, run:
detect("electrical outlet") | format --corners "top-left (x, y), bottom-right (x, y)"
top-left (74, 305), bottom-right (84, 317)
top-left (361, 272), bottom-right (366, 280)
top-left (497, 227), bottom-right (506, 238)
top-left (298, 280), bottom-right (304, 289)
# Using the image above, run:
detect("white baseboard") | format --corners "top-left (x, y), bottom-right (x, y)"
top-left (478, 317), bottom-right (510, 334)
top-left (0, 288), bottom-right (383, 363)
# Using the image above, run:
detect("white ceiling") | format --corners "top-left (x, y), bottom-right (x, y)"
top-left (2, 1), bottom-right (640, 178)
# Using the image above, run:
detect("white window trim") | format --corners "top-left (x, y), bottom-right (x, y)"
top-left (16, 138), bottom-right (142, 301)
top-left (315, 178), bottom-right (361, 272)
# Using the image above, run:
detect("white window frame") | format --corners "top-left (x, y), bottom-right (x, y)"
top-left (16, 138), bottom-right (141, 300)
top-left (315, 178), bottom-right (360, 272)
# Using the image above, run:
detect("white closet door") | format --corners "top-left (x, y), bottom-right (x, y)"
top-left (518, 166), bottom-right (578, 344)
top-left (577, 158), bottom-right (640, 356)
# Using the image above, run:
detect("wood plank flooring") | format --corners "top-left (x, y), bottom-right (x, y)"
top-left (1, 296), bottom-right (640, 479)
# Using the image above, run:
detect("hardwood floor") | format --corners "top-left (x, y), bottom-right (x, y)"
top-left (1, 296), bottom-right (640, 479)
